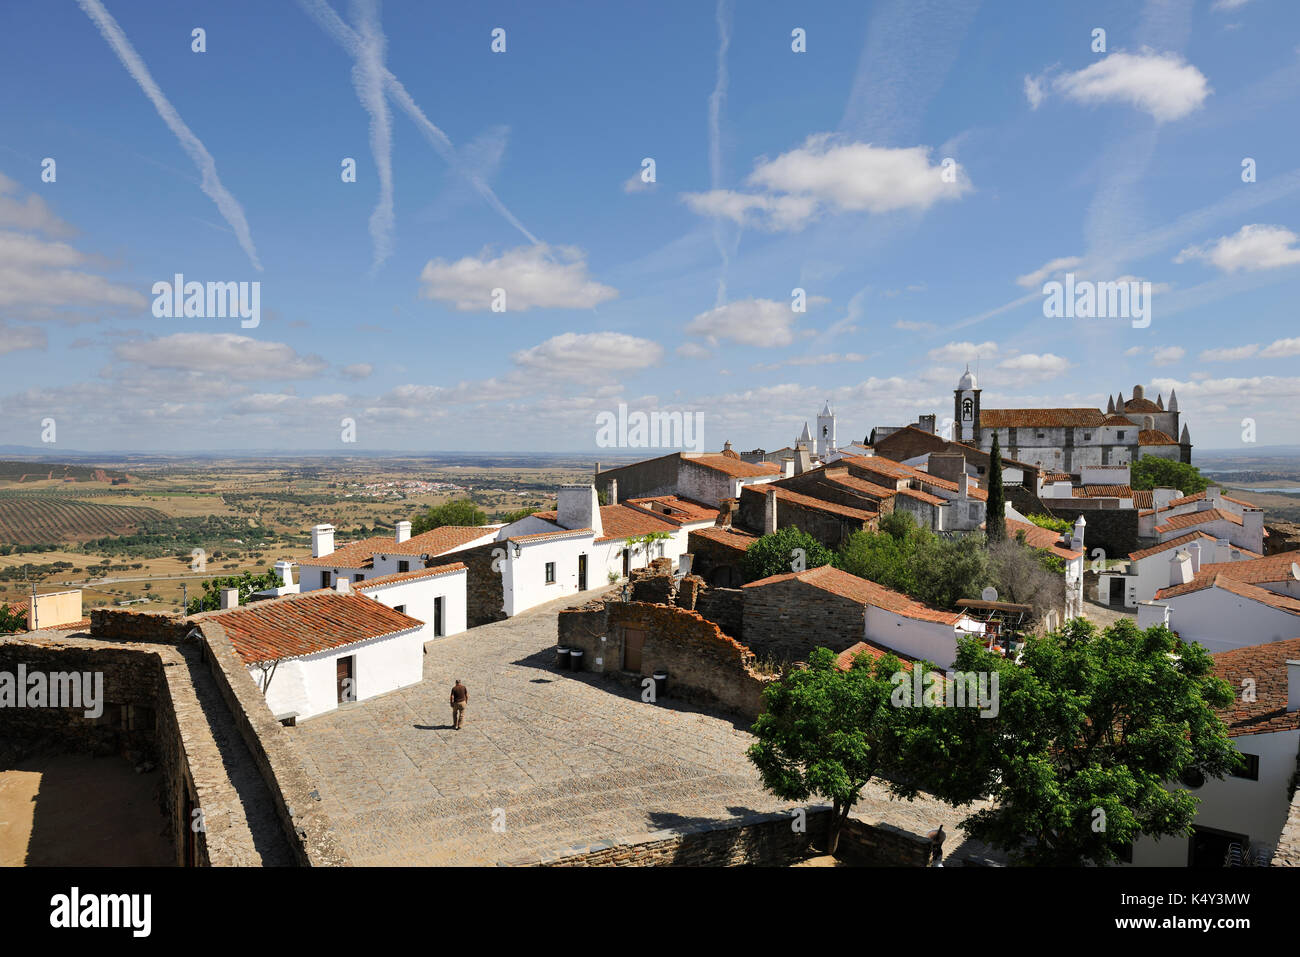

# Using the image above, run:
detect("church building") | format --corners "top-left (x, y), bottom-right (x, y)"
top-left (954, 367), bottom-right (1192, 471)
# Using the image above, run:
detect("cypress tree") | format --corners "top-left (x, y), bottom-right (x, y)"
top-left (986, 432), bottom-right (1006, 543)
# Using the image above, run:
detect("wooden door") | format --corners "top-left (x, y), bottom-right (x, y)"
top-left (434, 596), bottom-right (444, 637)
top-left (578, 554), bottom-right (587, 591)
top-left (336, 656), bottom-right (354, 703)
top-left (623, 628), bottom-right (645, 672)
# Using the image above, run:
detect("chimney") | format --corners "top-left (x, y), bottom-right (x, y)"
top-left (1071, 514), bottom-right (1086, 552)
top-left (557, 484), bottom-right (602, 536)
top-left (782, 456), bottom-right (794, 479)
top-left (764, 487), bottom-right (778, 535)
top-left (395, 520), bottom-right (412, 543)
top-left (1288, 660), bottom-right (1300, 713)
top-left (1242, 509), bottom-right (1264, 550)
top-left (219, 588), bottom-right (239, 610)
top-left (608, 479), bottom-right (618, 506)
top-left (1153, 487), bottom-right (1179, 510)
top-left (918, 414), bottom-right (936, 434)
top-left (1137, 601), bottom-right (1171, 630)
top-left (958, 472), bottom-right (970, 499)
top-left (274, 560), bottom-right (295, 588)
top-left (1168, 551), bottom-right (1193, 587)
top-left (311, 524), bottom-right (335, 558)
top-left (1206, 486), bottom-right (1222, 505)
top-left (334, 578), bottom-right (351, 594)
top-left (1188, 541), bottom-right (1201, 573)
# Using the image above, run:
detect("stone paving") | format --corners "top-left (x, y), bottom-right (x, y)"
top-left (293, 590), bottom-right (996, 866)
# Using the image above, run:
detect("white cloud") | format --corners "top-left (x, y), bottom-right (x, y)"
top-left (686, 298), bottom-right (798, 347)
top-left (1124, 346), bottom-right (1145, 357)
top-left (623, 173), bottom-right (656, 194)
top-left (752, 353), bottom-right (867, 372)
top-left (1152, 345), bottom-right (1185, 366)
top-left (676, 342), bottom-right (712, 359)
top-left (1260, 337), bottom-right (1300, 359)
top-left (1199, 344), bottom-right (1259, 361)
top-left (681, 134), bottom-right (970, 232)
top-left (1175, 224), bottom-right (1300, 272)
top-left (1015, 255), bottom-right (1082, 289)
top-left (1047, 50), bottom-right (1211, 122)
top-left (1024, 73), bottom-right (1047, 110)
top-left (418, 244), bottom-right (617, 311)
top-left (1211, 0), bottom-right (1252, 10)
top-left (996, 353), bottom-right (1070, 377)
top-left (0, 228), bottom-right (146, 316)
top-left (341, 363), bottom-right (373, 380)
top-left (510, 332), bottom-right (663, 379)
top-left (927, 340), bottom-right (998, 363)
top-left (0, 172), bottom-right (76, 238)
top-left (114, 333), bottom-right (328, 379)
top-left (0, 322), bottom-right (46, 355)
top-left (893, 319), bottom-right (936, 332)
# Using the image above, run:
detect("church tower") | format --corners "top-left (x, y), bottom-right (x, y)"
top-left (815, 401), bottom-right (836, 459)
top-left (954, 365), bottom-right (981, 444)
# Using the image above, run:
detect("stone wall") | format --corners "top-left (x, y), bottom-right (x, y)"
top-left (558, 598), bottom-right (771, 718)
top-left (1045, 500), bottom-right (1138, 558)
top-left (696, 587), bottom-right (744, 641)
top-left (90, 607), bottom-right (193, 644)
top-left (510, 805), bottom-right (931, 867)
top-left (1265, 521), bottom-right (1300, 557)
top-left (687, 528), bottom-right (750, 587)
top-left (742, 577), bottom-right (865, 663)
top-left (427, 541), bottom-right (504, 628)
top-left (738, 486), bottom-right (870, 549)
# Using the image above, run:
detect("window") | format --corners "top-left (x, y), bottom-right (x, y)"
top-left (1117, 431), bottom-right (1125, 440)
top-left (322, 571), bottom-right (332, 588)
top-left (398, 560), bottom-right (410, 573)
top-left (1083, 432), bottom-right (1092, 441)
top-left (1036, 431), bottom-right (1045, 438)
top-left (1231, 753), bottom-right (1260, 781)
top-left (394, 604), bottom-right (406, 614)
top-left (545, 561), bottom-right (556, 584)
top-left (968, 504), bottom-right (980, 521)
top-left (354, 573), bottom-right (364, 582)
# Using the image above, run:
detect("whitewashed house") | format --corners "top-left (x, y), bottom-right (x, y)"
top-left (1099, 532), bottom-right (1261, 608)
top-left (296, 521), bottom-right (496, 591)
top-left (1138, 487), bottom-right (1266, 554)
top-left (1129, 638), bottom-right (1300, 866)
top-left (1141, 573), bottom-right (1300, 655)
top-left (197, 588), bottom-right (425, 721)
top-left (354, 563), bottom-right (468, 640)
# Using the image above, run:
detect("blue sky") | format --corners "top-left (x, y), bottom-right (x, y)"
top-left (1, 0), bottom-right (1299, 453)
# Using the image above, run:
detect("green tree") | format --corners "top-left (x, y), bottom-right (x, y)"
top-left (186, 570), bottom-right (283, 614)
top-left (742, 526), bottom-right (834, 582)
top-left (0, 602), bottom-right (29, 634)
top-left (899, 618), bottom-right (1240, 865)
top-left (748, 646), bottom-right (917, 854)
top-left (410, 499), bottom-right (488, 535)
top-left (1130, 456), bottom-right (1209, 495)
top-left (835, 512), bottom-right (988, 609)
top-left (986, 432), bottom-right (1005, 544)
top-left (1026, 513), bottom-right (1071, 533)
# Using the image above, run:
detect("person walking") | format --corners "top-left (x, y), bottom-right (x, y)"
top-left (450, 679), bottom-right (468, 730)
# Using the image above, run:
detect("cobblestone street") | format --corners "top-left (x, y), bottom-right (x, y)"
top-left (293, 590), bottom-right (992, 865)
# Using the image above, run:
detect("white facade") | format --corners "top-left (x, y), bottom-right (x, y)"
top-left (1102, 537), bottom-right (1255, 608)
top-left (863, 606), bottom-right (983, 670)
top-left (1129, 727), bottom-right (1298, 866)
top-left (249, 626), bottom-right (424, 721)
top-left (357, 567), bottom-right (468, 640)
top-left (1152, 586), bottom-right (1300, 654)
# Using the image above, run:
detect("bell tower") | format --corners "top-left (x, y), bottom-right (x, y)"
top-left (815, 401), bottom-right (836, 458)
top-left (954, 365), bottom-right (981, 444)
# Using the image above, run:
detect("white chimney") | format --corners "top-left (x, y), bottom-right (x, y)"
top-left (311, 524), bottom-right (335, 558)
top-left (1206, 486), bottom-right (1222, 505)
top-left (608, 479), bottom-right (619, 506)
top-left (1168, 551), bottom-right (1193, 587)
top-left (219, 588), bottom-right (239, 610)
top-left (1188, 541), bottom-right (1201, 573)
top-left (395, 520), bottom-right (412, 543)
top-left (334, 577), bottom-right (351, 594)
top-left (1071, 514), bottom-right (1086, 552)
top-left (764, 487), bottom-right (778, 535)
top-left (782, 456), bottom-right (794, 479)
top-left (274, 560), bottom-right (295, 588)
top-left (1137, 601), bottom-right (1171, 630)
top-left (1288, 660), bottom-right (1300, 713)
top-left (958, 472), bottom-right (970, 499)
top-left (557, 485), bottom-right (602, 536)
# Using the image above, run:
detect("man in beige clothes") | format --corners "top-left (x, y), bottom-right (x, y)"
top-left (450, 679), bottom-right (468, 730)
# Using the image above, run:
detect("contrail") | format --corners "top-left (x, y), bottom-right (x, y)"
top-left (298, 0), bottom-right (539, 245)
top-left (708, 0), bottom-right (732, 306)
top-left (76, 0), bottom-right (262, 270)
top-left (350, 0), bottom-right (395, 271)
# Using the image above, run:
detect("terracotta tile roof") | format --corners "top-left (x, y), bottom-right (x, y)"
top-left (1139, 429), bottom-right (1178, 446)
top-left (595, 504), bottom-right (680, 543)
top-left (742, 485), bottom-right (878, 521)
top-left (509, 527), bottom-right (594, 544)
top-left (1128, 530), bottom-right (1219, 563)
top-left (1211, 637), bottom-right (1300, 737)
top-left (385, 526), bottom-right (495, 556)
top-left (1122, 397), bottom-right (1161, 413)
top-left (297, 536), bottom-right (390, 568)
top-left (1132, 490), bottom-right (1153, 509)
top-left (1042, 472), bottom-right (1073, 483)
top-left (820, 472), bottom-right (899, 500)
top-left (1167, 490), bottom-right (1258, 509)
top-left (1155, 573), bottom-right (1300, 615)
top-left (355, 563), bottom-right (467, 590)
top-left (1101, 413), bottom-right (1134, 426)
top-left (1156, 508), bottom-right (1243, 534)
top-left (625, 496), bottom-right (720, 525)
top-left (1072, 484), bottom-right (1135, 498)
top-left (836, 640), bottom-right (916, 672)
top-left (1196, 552), bottom-right (1299, 586)
top-left (688, 526), bottom-right (759, 553)
top-left (687, 454), bottom-right (781, 478)
top-left (197, 591), bottom-right (423, 665)
top-left (897, 487), bottom-right (948, 507)
top-left (1004, 517), bottom-right (1083, 560)
top-left (980, 408), bottom-right (1106, 429)
top-left (744, 565), bottom-right (966, 625)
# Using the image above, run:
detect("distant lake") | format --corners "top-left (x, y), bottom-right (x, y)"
top-left (1230, 486), bottom-right (1300, 494)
